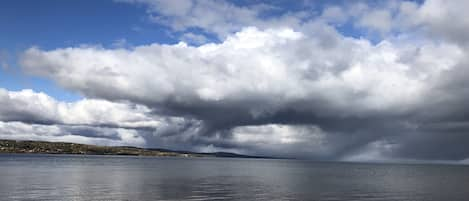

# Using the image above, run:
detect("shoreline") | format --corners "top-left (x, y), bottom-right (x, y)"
top-left (0, 139), bottom-right (272, 159)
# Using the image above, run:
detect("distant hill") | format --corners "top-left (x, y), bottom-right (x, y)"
top-left (0, 139), bottom-right (270, 159)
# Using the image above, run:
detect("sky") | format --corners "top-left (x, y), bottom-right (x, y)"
top-left (1, 0), bottom-right (469, 163)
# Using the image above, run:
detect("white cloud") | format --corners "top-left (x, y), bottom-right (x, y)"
top-left (121, 0), bottom-right (259, 37)
top-left (119, 0), bottom-right (306, 39)
top-left (180, 32), bottom-right (209, 45)
top-left (0, 88), bottom-right (204, 148)
top-left (414, 0), bottom-right (469, 45)
top-left (0, 121), bottom-right (146, 147)
top-left (357, 9), bottom-right (392, 34)
top-left (353, 0), bottom-right (469, 46)
top-left (233, 124), bottom-right (324, 145)
top-left (320, 6), bottom-right (347, 25)
top-left (231, 124), bottom-right (328, 157)
top-left (20, 26), bottom-right (464, 118)
top-left (0, 88), bottom-right (163, 128)
top-left (120, 0), bottom-right (469, 46)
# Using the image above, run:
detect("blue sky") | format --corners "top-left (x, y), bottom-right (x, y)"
top-left (0, 0), bottom-right (179, 48)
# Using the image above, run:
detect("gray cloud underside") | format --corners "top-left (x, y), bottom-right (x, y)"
top-left (3, 0), bottom-right (469, 162)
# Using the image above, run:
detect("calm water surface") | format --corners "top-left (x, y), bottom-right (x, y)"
top-left (1, 154), bottom-right (469, 201)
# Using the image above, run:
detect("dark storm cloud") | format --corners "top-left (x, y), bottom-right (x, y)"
top-left (387, 59), bottom-right (469, 161)
top-left (60, 126), bottom-right (121, 140)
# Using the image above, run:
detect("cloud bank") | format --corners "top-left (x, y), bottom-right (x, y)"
top-left (4, 0), bottom-right (469, 163)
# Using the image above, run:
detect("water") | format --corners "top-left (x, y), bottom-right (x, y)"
top-left (1, 154), bottom-right (469, 201)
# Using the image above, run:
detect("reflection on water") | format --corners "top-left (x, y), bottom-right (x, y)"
top-left (1, 154), bottom-right (469, 201)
